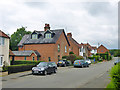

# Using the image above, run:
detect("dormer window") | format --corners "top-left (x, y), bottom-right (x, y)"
top-left (45, 33), bottom-right (51, 38)
top-left (32, 34), bottom-right (38, 39)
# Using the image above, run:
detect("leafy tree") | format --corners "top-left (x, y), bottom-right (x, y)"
top-left (10, 27), bottom-right (31, 51)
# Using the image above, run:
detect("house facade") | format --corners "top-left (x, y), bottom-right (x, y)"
top-left (67, 33), bottom-right (79, 56)
top-left (16, 24), bottom-right (70, 63)
top-left (0, 30), bottom-right (10, 67)
top-left (97, 45), bottom-right (109, 54)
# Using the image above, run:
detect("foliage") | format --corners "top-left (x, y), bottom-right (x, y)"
top-left (2, 64), bottom-right (34, 72)
top-left (88, 56), bottom-right (94, 59)
top-left (10, 60), bottom-right (43, 65)
top-left (109, 49), bottom-right (120, 57)
top-left (67, 54), bottom-right (76, 63)
top-left (62, 56), bottom-right (68, 59)
top-left (75, 56), bottom-right (84, 60)
top-left (107, 63), bottom-right (120, 89)
top-left (69, 51), bottom-right (74, 54)
top-left (10, 27), bottom-right (31, 51)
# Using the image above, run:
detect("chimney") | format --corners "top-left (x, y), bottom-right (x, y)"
top-left (44, 23), bottom-right (50, 31)
top-left (67, 33), bottom-right (72, 37)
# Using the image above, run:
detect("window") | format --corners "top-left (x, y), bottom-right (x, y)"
top-left (48, 57), bottom-right (51, 62)
top-left (65, 46), bottom-right (67, 53)
top-left (24, 56), bottom-right (26, 60)
top-left (32, 34), bottom-right (38, 39)
top-left (58, 44), bottom-right (60, 52)
top-left (45, 34), bottom-right (51, 38)
top-left (0, 37), bottom-right (5, 45)
top-left (33, 56), bottom-right (35, 61)
top-left (37, 57), bottom-right (39, 61)
top-left (58, 55), bottom-right (60, 61)
top-left (0, 56), bottom-right (3, 65)
top-left (80, 48), bottom-right (81, 52)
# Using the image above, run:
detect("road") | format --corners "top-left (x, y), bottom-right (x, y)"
top-left (2, 57), bottom-right (117, 88)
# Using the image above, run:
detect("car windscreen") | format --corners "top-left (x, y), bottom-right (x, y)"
top-left (37, 62), bottom-right (47, 67)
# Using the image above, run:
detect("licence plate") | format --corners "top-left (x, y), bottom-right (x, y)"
top-left (75, 63), bottom-right (78, 64)
top-left (34, 70), bottom-right (38, 73)
top-left (59, 62), bottom-right (62, 63)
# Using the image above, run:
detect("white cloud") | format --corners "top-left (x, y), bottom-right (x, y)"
top-left (0, 0), bottom-right (118, 49)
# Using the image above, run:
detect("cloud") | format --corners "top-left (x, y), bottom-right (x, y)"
top-left (0, 0), bottom-right (118, 49)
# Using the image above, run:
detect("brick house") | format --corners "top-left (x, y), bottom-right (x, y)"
top-left (14, 24), bottom-right (70, 63)
top-left (67, 33), bottom-right (80, 56)
top-left (0, 30), bottom-right (10, 67)
top-left (97, 44), bottom-right (110, 54)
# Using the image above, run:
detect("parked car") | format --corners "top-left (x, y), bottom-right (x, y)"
top-left (74, 60), bottom-right (89, 68)
top-left (57, 60), bottom-right (70, 67)
top-left (114, 59), bottom-right (120, 65)
top-left (85, 59), bottom-right (91, 65)
top-left (32, 62), bottom-right (57, 75)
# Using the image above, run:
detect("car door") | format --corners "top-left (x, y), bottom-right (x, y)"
top-left (47, 63), bottom-right (53, 73)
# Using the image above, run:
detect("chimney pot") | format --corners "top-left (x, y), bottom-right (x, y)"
top-left (67, 33), bottom-right (72, 37)
top-left (44, 23), bottom-right (50, 31)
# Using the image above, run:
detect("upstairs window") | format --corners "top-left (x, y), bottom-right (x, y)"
top-left (45, 33), bottom-right (51, 38)
top-left (65, 46), bottom-right (67, 53)
top-left (32, 34), bottom-right (38, 39)
top-left (0, 37), bottom-right (5, 45)
top-left (58, 44), bottom-right (60, 52)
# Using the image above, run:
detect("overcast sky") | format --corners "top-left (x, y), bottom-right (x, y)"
top-left (0, 0), bottom-right (118, 49)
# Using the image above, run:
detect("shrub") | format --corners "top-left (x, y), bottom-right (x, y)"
top-left (75, 56), bottom-right (84, 60)
top-left (88, 57), bottom-right (94, 59)
top-left (67, 54), bottom-right (76, 63)
top-left (8, 64), bottom-right (36, 74)
top-left (10, 60), bottom-right (43, 65)
top-left (62, 56), bottom-right (68, 59)
top-left (69, 51), bottom-right (74, 54)
top-left (107, 63), bottom-right (120, 89)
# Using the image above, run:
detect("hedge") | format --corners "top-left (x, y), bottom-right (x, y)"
top-left (10, 60), bottom-right (43, 65)
top-left (107, 63), bottom-right (120, 89)
top-left (7, 64), bottom-right (36, 74)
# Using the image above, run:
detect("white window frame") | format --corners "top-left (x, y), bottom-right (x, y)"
top-left (0, 37), bottom-right (5, 45)
top-left (45, 33), bottom-right (51, 38)
top-left (65, 46), bottom-right (67, 53)
top-left (32, 34), bottom-right (38, 39)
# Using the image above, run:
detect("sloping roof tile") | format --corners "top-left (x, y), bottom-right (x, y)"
top-left (0, 30), bottom-right (10, 38)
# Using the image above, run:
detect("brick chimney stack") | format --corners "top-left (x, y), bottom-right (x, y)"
top-left (67, 33), bottom-right (72, 37)
top-left (44, 23), bottom-right (50, 31)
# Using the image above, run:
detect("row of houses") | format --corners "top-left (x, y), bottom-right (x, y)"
top-left (0, 24), bottom-right (110, 66)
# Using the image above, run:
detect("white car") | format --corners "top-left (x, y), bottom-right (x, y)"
top-left (85, 59), bottom-right (91, 65)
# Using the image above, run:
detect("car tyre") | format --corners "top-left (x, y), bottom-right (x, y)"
top-left (44, 70), bottom-right (47, 75)
top-left (81, 65), bottom-right (84, 68)
top-left (64, 64), bottom-right (66, 67)
top-left (54, 69), bottom-right (57, 73)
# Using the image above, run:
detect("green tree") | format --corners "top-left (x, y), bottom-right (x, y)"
top-left (10, 27), bottom-right (31, 51)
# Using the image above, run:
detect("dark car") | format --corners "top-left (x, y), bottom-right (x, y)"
top-left (114, 59), bottom-right (120, 65)
top-left (57, 60), bottom-right (70, 67)
top-left (32, 62), bottom-right (57, 75)
top-left (73, 60), bottom-right (89, 68)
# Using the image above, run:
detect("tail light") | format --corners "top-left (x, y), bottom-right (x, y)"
top-left (79, 61), bottom-right (81, 64)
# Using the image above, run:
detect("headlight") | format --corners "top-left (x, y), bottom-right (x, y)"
top-left (41, 68), bottom-right (44, 71)
top-left (32, 67), bottom-right (35, 70)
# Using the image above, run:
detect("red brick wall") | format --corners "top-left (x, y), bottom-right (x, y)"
top-left (67, 38), bottom-right (79, 56)
top-left (18, 32), bottom-right (69, 63)
top-left (97, 45), bottom-right (109, 54)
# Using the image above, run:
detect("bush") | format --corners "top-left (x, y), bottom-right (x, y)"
top-left (69, 51), bottom-right (74, 54)
top-left (8, 64), bottom-right (36, 74)
top-left (75, 56), bottom-right (84, 60)
top-left (62, 56), bottom-right (68, 59)
top-left (107, 63), bottom-right (120, 89)
top-left (10, 60), bottom-right (43, 65)
top-left (88, 57), bottom-right (94, 59)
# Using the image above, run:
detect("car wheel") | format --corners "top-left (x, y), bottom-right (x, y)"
top-left (64, 64), bottom-right (66, 67)
top-left (81, 65), bottom-right (83, 68)
top-left (44, 70), bottom-right (47, 75)
top-left (54, 69), bottom-right (57, 73)
top-left (87, 65), bottom-right (89, 67)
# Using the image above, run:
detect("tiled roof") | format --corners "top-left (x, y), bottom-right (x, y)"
top-left (12, 50), bottom-right (41, 57)
top-left (18, 29), bottom-right (70, 46)
top-left (0, 30), bottom-right (10, 38)
top-left (68, 37), bottom-right (79, 47)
